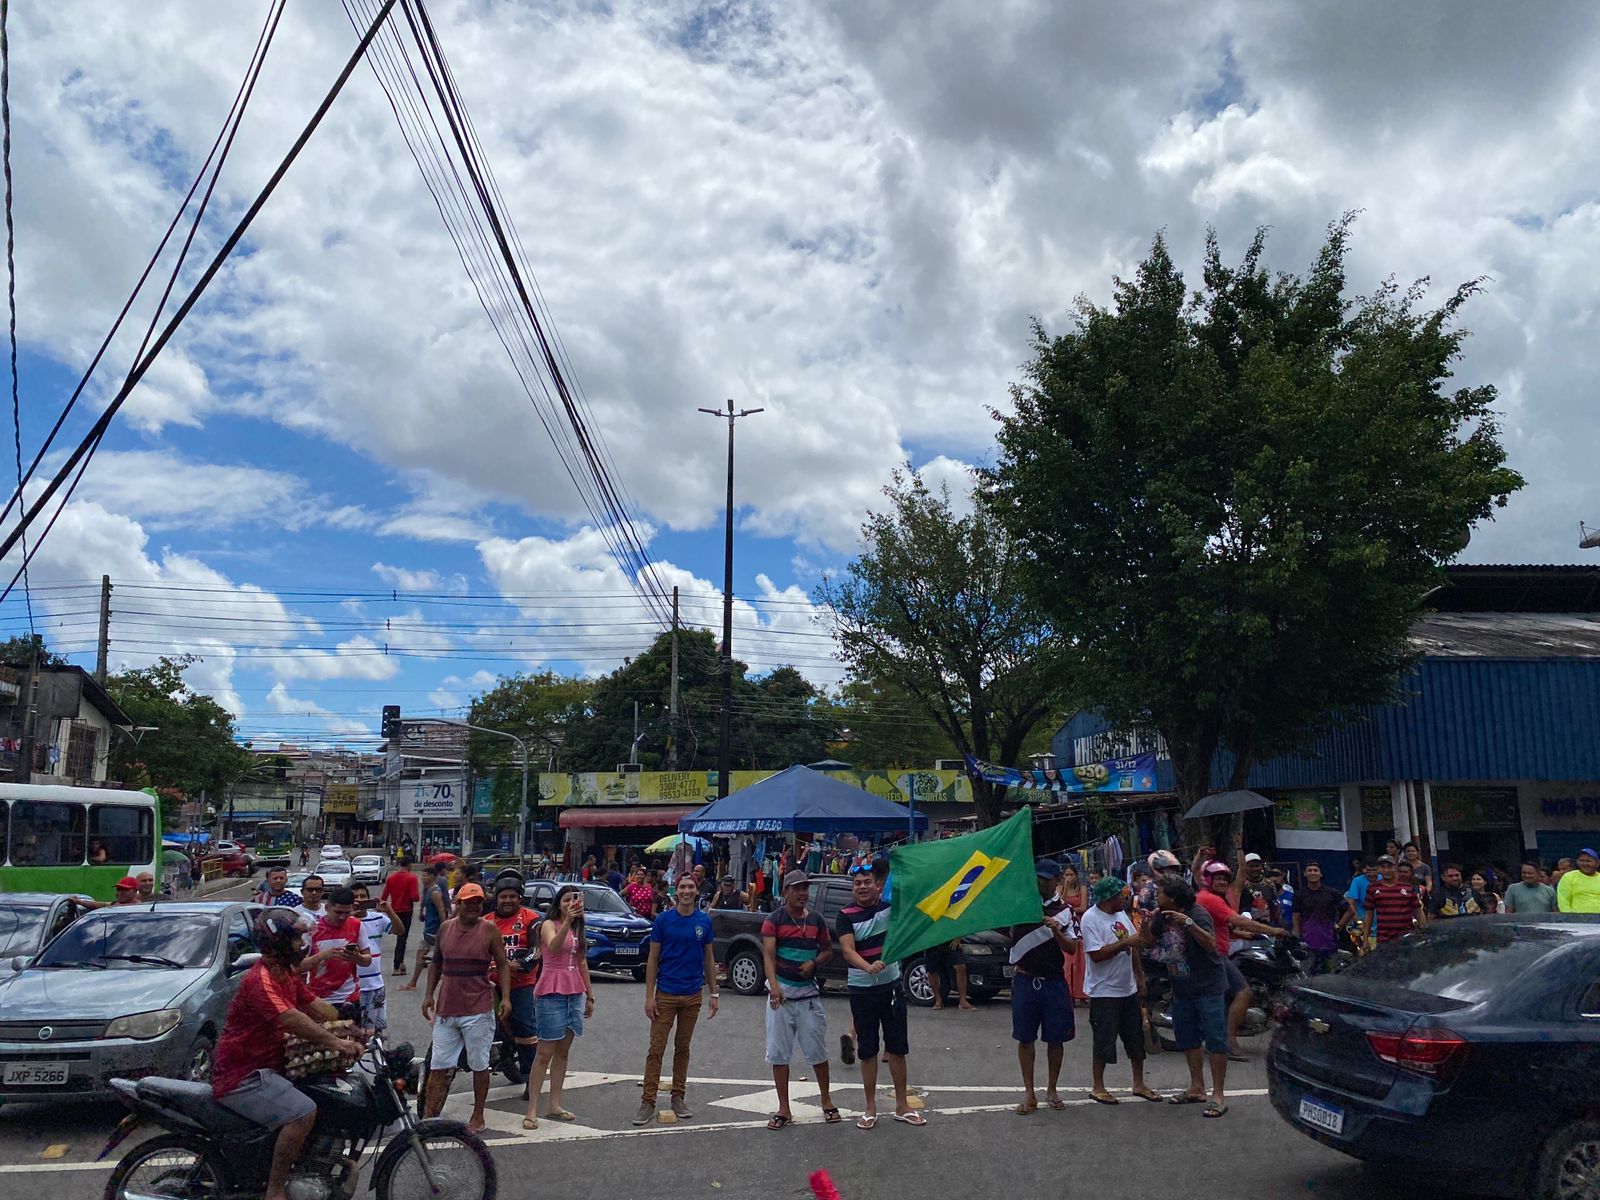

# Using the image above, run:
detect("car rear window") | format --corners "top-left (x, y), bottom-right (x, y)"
top-left (1344, 922), bottom-right (1571, 1004)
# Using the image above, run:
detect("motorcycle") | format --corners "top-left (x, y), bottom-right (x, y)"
top-left (100, 1036), bottom-right (495, 1200)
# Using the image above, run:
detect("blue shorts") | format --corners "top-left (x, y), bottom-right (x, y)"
top-left (1010, 974), bottom-right (1074, 1045)
top-left (1171, 992), bottom-right (1229, 1055)
top-left (535, 992), bottom-right (584, 1041)
top-left (507, 987), bottom-right (537, 1040)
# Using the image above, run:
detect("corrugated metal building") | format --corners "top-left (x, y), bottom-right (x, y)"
top-left (1052, 566), bottom-right (1600, 888)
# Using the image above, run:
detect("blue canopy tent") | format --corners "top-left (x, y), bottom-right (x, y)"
top-left (679, 765), bottom-right (929, 836)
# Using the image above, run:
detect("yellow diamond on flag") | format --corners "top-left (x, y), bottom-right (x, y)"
top-left (915, 850), bottom-right (1011, 923)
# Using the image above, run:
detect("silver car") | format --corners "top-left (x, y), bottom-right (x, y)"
top-left (0, 901), bottom-right (261, 1099)
top-left (0, 893), bottom-right (93, 981)
top-left (349, 854), bottom-right (387, 887)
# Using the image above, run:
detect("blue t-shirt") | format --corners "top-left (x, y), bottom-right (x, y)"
top-left (652, 907), bottom-right (714, 995)
top-left (1346, 873), bottom-right (1370, 923)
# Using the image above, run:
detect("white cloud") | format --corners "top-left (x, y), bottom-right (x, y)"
top-left (371, 563), bottom-right (469, 594)
top-left (264, 682), bottom-right (370, 738)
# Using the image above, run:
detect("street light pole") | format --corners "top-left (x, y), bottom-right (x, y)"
top-left (435, 720), bottom-right (529, 856)
top-left (698, 399), bottom-right (762, 799)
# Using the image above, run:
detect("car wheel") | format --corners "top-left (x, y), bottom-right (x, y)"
top-left (726, 949), bottom-right (763, 996)
top-left (1538, 1119), bottom-right (1600, 1200)
top-left (184, 1034), bottom-right (215, 1084)
top-left (902, 959), bottom-right (940, 1007)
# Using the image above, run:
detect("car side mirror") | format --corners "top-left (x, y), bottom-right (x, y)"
top-left (229, 952), bottom-right (261, 976)
top-left (10, 955), bottom-right (30, 972)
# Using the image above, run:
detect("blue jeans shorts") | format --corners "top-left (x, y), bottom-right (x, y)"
top-left (216, 1069), bottom-right (315, 1130)
top-left (1010, 973), bottom-right (1074, 1045)
top-left (535, 992), bottom-right (585, 1041)
top-left (507, 987), bottom-right (537, 1040)
top-left (1170, 992), bottom-right (1229, 1055)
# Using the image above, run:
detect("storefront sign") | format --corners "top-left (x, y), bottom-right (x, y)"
top-left (1273, 788), bottom-right (1343, 832)
top-left (1537, 794), bottom-right (1600, 820)
top-left (399, 777), bottom-right (465, 819)
top-left (1359, 786), bottom-right (1392, 829)
top-left (1431, 785), bottom-right (1519, 830)
top-left (323, 784), bottom-right (358, 816)
top-left (966, 753), bottom-right (1158, 794)
top-left (545, 767), bottom-right (978, 807)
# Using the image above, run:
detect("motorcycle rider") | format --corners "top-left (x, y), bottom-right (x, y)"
top-left (1195, 859), bottom-right (1288, 1061)
top-left (212, 909), bottom-right (362, 1200)
top-left (490, 873), bottom-right (542, 1091)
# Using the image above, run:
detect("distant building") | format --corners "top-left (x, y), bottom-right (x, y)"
top-left (0, 664), bottom-right (133, 786)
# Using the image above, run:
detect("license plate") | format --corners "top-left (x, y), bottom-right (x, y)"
top-left (611, 946), bottom-right (639, 957)
top-left (1002, 965), bottom-right (1015, 979)
top-left (3, 1062), bottom-right (69, 1086)
top-left (1298, 1096), bottom-right (1345, 1135)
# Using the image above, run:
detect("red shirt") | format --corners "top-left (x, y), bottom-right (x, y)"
top-left (381, 870), bottom-right (419, 911)
top-left (1368, 882), bottom-right (1422, 943)
top-left (491, 907), bottom-right (541, 990)
top-left (1196, 889), bottom-right (1237, 954)
top-left (622, 881), bottom-right (655, 918)
top-left (307, 915), bottom-right (364, 1002)
top-left (213, 961), bottom-right (319, 1096)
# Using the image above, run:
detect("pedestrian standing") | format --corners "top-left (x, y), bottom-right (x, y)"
top-left (255, 866), bottom-right (301, 909)
top-left (1007, 859), bottom-right (1078, 1115)
top-left (351, 885), bottom-right (393, 1033)
top-left (294, 876), bottom-right (326, 926)
top-left (304, 888), bottom-right (372, 1018)
top-left (1146, 875), bottom-right (1231, 1117)
top-left (421, 884), bottom-right (511, 1134)
top-left (523, 886), bottom-right (594, 1129)
top-left (401, 864), bottom-right (451, 991)
top-left (835, 865), bottom-right (922, 1129)
top-left (622, 865), bottom-right (655, 918)
top-left (490, 879), bottom-right (543, 1091)
top-left (633, 875), bottom-right (719, 1126)
top-left (1290, 862), bottom-right (1351, 974)
top-left (1558, 849), bottom-right (1600, 913)
top-left (1362, 857), bottom-right (1426, 945)
top-left (1080, 876), bottom-right (1160, 1104)
top-left (1504, 862), bottom-right (1558, 914)
top-left (380, 857), bottom-right (419, 974)
top-left (761, 870), bottom-right (840, 1129)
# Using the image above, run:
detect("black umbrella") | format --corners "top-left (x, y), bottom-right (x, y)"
top-left (1181, 789), bottom-right (1275, 821)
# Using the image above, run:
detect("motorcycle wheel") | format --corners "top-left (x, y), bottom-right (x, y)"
top-left (103, 1134), bottom-right (226, 1200)
top-left (375, 1120), bottom-right (496, 1200)
top-left (1150, 997), bottom-right (1180, 1052)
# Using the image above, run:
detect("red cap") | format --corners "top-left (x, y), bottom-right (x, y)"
top-left (116, 876), bottom-right (141, 890)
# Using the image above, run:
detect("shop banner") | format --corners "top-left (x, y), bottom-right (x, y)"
top-left (323, 784), bottom-right (359, 816)
top-left (543, 767), bottom-right (977, 807)
top-left (963, 753), bottom-right (1158, 794)
top-left (398, 776), bottom-right (465, 819)
top-left (1359, 785), bottom-right (1393, 829)
top-left (1273, 788), bottom-right (1343, 832)
top-left (1431, 785), bottom-right (1519, 831)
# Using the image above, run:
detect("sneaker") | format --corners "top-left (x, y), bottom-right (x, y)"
top-left (671, 1097), bottom-right (693, 1120)
top-left (631, 1102), bottom-right (656, 1126)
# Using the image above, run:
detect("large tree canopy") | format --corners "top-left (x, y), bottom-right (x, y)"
top-left (107, 655), bottom-right (251, 806)
top-left (819, 471), bottom-right (1068, 827)
top-left (986, 220), bottom-right (1523, 832)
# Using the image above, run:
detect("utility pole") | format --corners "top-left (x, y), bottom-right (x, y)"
top-left (631, 701), bottom-right (641, 764)
top-left (95, 574), bottom-right (112, 685)
top-left (698, 399), bottom-right (763, 798)
top-left (668, 586), bottom-right (680, 770)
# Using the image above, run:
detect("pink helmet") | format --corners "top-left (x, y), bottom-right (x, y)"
top-left (1201, 859), bottom-right (1233, 878)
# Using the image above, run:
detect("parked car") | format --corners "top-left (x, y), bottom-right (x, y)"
top-left (0, 901), bottom-right (263, 1099)
top-left (523, 880), bottom-right (652, 980)
top-left (349, 855), bottom-right (388, 887)
top-left (0, 893), bottom-right (93, 979)
top-left (710, 875), bottom-right (1011, 1005)
top-left (1268, 914), bottom-right (1600, 1199)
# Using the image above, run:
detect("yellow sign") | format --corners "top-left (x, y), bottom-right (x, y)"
top-left (324, 784), bottom-right (358, 815)
top-left (915, 851), bottom-right (1012, 922)
top-left (538, 768), bottom-right (974, 808)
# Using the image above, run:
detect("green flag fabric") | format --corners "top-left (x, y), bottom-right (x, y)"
top-left (883, 807), bottom-right (1042, 963)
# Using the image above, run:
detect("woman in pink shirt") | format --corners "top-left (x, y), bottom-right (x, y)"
top-left (522, 886), bottom-right (594, 1129)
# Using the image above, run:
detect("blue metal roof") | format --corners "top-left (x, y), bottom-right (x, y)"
top-left (1053, 658), bottom-right (1600, 788)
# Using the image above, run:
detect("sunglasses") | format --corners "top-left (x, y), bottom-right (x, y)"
top-left (848, 864), bottom-right (875, 876)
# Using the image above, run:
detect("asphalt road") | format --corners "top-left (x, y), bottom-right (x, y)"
top-left (0, 890), bottom-right (1501, 1200)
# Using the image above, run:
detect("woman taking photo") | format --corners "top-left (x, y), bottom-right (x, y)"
top-left (522, 886), bottom-right (594, 1129)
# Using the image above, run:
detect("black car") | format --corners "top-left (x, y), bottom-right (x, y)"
top-left (1268, 914), bottom-right (1600, 1199)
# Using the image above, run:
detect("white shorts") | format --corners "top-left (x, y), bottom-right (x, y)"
top-left (764, 994), bottom-right (828, 1066)
top-left (430, 1010), bottom-right (496, 1073)
top-left (359, 987), bottom-right (387, 1033)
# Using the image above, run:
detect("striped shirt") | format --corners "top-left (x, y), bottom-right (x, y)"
top-left (1368, 882), bottom-right (1422, 943)
top-left (356, 911), bottom-right (392, 993)
top-left (761, 908), bottom-right (830, 998)
top-left (833, 900), bottom-right (899, 989)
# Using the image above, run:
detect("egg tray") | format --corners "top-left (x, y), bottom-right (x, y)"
top-left (283, 1018), bottom-right (359, 1080)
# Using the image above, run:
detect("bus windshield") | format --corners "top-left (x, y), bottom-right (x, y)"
top-left (254, 821), bottom-right (294, 858)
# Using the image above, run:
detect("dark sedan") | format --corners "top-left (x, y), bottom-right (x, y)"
top-left (1267, 914), bottom-right (1600, 1199)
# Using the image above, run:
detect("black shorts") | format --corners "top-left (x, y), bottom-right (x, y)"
top-left (1088, 995), bottom-right (1146, 1066)
top-left (849, 986), bottom-right (908, 1060)
top-left (923, 942), bottom-right (965, 972)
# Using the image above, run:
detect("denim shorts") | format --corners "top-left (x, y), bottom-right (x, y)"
top-left (535, 992), bottom-right (585, 1041)
top-left (507, 987), bottom-right (537, 1040)
top-left (765, 994), bottom-right (827, 1066)
top-left (216, 1069), bottom-right (315, 1130)
top-left (1170, 991), bottom-right (1229, 1055)
top-left (1010, 974), bottom-right (1074, 1046)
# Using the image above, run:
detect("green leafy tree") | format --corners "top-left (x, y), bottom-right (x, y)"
top-left (824, 675), bottom-right (956, 770)
top-left (0, 633), bottom-right (70, 668)
top-left (818, 470), bottom-right (1068, 827)
top-left (731, 665), bottom-right (835, 771)
top-left (467, 670), bottom-right (596, 819)
top-left (106, 655), bottom-right (251, 810)
top-left (987, 219), bottom-right (1524, 843)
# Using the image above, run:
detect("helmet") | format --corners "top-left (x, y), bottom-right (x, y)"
top-left (1201, 859), bottom-right (1233, 878)
top-left (254, 908), bottom-right (312, 962)
top-left (493, 868), bottom-right (525, 897)
top-left (1147, 850), bottom-right (1181, 871)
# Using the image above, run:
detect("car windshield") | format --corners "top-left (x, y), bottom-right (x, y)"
top-left (1342, 922), bottom-right (1572, 1005)
top-left (36, 914), bottom-right (219, 969)
top-left (353, 856), bottom-right (379, 867)
top-left (580, 887), bottom-right (629, 915)
top-left (0, 905), bottom-right (48, 959)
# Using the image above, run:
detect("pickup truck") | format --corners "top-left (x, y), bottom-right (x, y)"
top-left (710, 875), bottom-right (1011, 1007)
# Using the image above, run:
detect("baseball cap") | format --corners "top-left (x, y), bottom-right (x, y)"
top-left (1035, 858), bottom-right (1063, 880)
top-left (1092, 876), bottom-right (1126, 904)
top-left (1244, 852), bottom-right (1263, 863)
top-left (1147, 850), bottom-right (1180, 870)
top-left (1580, 848), bottom-right (1600, 860)
top-left (1375, 855), bottom-right (1396, 865)
top-left (782, 869), bottom-right (809, 890)
top-left (1201, 860), bottom-right (1232, 877)
top-left (456, 883), bottom-right (485, 901)
top-left (115, 876), bottom-right (140, 890)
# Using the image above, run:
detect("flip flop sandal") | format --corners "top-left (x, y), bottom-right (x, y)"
top-left (1204, 1102), bottom-right (1229, 1118)
top-left (892, 1112), bottom-right (927, 1126)
top-left (1131, 1088), bottom-right (1164, 1102)
top-left (1089, 1092), bottom-right (1120, 1105)
top-left (855, 1114), bottom-right (878, 1130)
top-left (521, 1117), bottom-right (538, 1130)
top-left (544, 1109), bottom-right (576, 1122)
top-left (822, 1107), bottom-right (842, 1124)
top-left (1013, 1103), bottom-right (1038, 1116)
top-left (1168, 1093), bottom-right (1206, 1105)
top-left (766, 1113), bottom-right (794, 1131)
top-left (1046, 1098), bottom-right (1067, 1110)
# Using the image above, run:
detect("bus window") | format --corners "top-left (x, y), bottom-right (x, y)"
top-left (0, 801), bottom-right (7, 864)
top-left (89, 805), bottom-right (154, 866)
top-left (10, 801), bottom-right (86, 866)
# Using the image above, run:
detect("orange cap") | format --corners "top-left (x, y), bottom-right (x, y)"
top-left (456, 883), bottom-right (485, 901)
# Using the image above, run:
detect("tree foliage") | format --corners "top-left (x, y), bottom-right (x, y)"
top-left (986, 219), bottom-right (1524, 837)
top-left (819, 471), bottom-right (1068, 827)
top-left (107, 655), bottom-right (251, 803)
top-left (467, 670), bottom-right (596, 819)
top-left (0, 633), bottom-right (70, 668)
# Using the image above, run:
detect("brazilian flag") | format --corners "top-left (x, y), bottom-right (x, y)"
top-left (883, 807), bottom-right (1042, 962)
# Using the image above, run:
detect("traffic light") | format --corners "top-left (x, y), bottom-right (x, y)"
top-left (381, 705), bottom-right (401, 739)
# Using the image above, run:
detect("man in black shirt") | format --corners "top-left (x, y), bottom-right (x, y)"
top-left (1429, 863), bottom-right (1485, 919)
top-left (1007, 859), bottom-right (1079, 1115)
top-left (1145, 875), bottom-right (1231, 1117)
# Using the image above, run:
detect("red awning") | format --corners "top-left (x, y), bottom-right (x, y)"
top-left (558, 806), bottom-right (704, 829)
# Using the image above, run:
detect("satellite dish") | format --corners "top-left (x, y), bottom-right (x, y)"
top-left (1582, 522), bottom-right (1600, 550)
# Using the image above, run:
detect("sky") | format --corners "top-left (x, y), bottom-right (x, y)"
top-left (0, 0), bottom-right (1595, 751)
